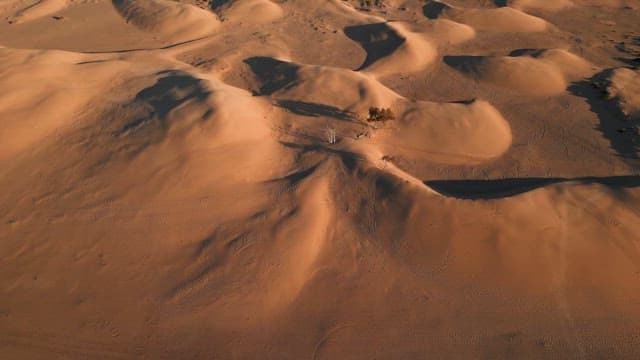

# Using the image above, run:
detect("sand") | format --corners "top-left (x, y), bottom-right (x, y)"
top-left (0, 0), bottom-right (639, 358)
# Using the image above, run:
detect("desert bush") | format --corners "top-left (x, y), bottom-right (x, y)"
top-left (367, 107), bottom-right (395, 122)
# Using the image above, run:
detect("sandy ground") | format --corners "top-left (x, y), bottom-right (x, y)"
top-left (1, 0), bottom-right (640, 358)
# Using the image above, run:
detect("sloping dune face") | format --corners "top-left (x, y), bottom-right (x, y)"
top-left (111, 0), bottom-right (220, 42)
top-left (1, 0), bottom-right (640, 359)
top-left (424, 1), bottom-right (548, 32)
top-left (444, 49), bottom-right (596, 96)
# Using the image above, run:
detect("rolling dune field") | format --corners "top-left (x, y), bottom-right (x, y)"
top-left (1, 0), bottom-right (640, 358)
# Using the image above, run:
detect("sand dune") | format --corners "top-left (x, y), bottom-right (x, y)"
top-left (1, 0), bottom-right (640, 358)
top-left (111, 0), bottom-right (220, 43)
top-left (445, 49), bottom-right (595, 96)
top-left (385, 99), bottom-right (513, 164)
top-left (424, 1), bottom-right (548, 32)
top-left (420, 18), bottom-right (476, 46)
top-left (0, 48), bottom-right (130, 160)
top-left (345, 21), bottom-right (437, 78)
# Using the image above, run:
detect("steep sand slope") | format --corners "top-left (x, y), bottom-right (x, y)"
top-left (0, 48), bottom-right (133, 159)
top-left (1, 0), bottom-right (640, 359)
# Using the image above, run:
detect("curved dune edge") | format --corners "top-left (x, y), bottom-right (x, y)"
top-left (425, 1), bottom-right (548, 33)
top-left (344, 21), bottom-right (438, 78)
top-left (111, 0), bottom-right (220, 43)
top-left (0, 46), bottom-right (274, 162)
top-left (384, 99), bottom-right (513, 164)
top-left (422, 18), bottom-right (476, 46)
top-left (445, 49), bottom-right (596, 96)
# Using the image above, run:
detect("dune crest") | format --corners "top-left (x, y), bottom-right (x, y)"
top-left (421, 18), bottom-right (476, 45)
top-left (111, 0), bottom-right (220, 43)
top-left (345, 21), bottom-right (437, 78)
top-left (445, 49), bottom-right (595, 96)
top-left (385, 99), bottom-right (513, 164)
top-left (245, 56), bottom-right (512, 164)
top-left (0, 48), bottom-right (129, 160)
top-left (425, 1), bottom-right (548, 33)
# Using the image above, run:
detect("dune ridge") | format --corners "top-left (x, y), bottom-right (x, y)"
top-left (445, 49), bottom-right (596, 96)
top-left (111, 0), bottom-right (220, 43)
top-left (424, 1), bottom-right (548, 33)
top-left (345, 21), bottom-right (438, 78)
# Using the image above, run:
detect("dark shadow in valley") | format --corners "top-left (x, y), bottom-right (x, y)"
top-left (494, 0), bottom-right (508, 7)
top-left (443, 55), bottom-right (487, 76)
top-left (275, 100), bottom-right (359, 123)
top-left (425, 175), bottom-right (640, 199)
top-left (617, 57), bottom-right (640, 67)
top-left (508, 48), bottom-right (546, 57)
top-left (568, 69), bottom-right (639, 160)
top-left (344, 22), bottom-right (405, 71)
top-left (210, 0), bottom-right (230, 10)
top-left (244, 56), bottom-right (300, 96)
top-left (422, 1), bottom-right (448, 19)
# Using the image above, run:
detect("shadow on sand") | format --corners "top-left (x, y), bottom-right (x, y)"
top-left (568, 69), bottom-right (639, 160)
top-left (244, 56), bottom-right (300, 96)
top-left (422, 1), bottom-right (448, 19)
top-left (275, 100), bottom-right (359, 122)
top-left (344, 22), bottom-right (405, 71)
top-left (425, 175), bottom-right (640, 199)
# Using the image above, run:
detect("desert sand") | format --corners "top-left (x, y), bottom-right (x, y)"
top-left (1, 0), bottom-right (640, 358)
